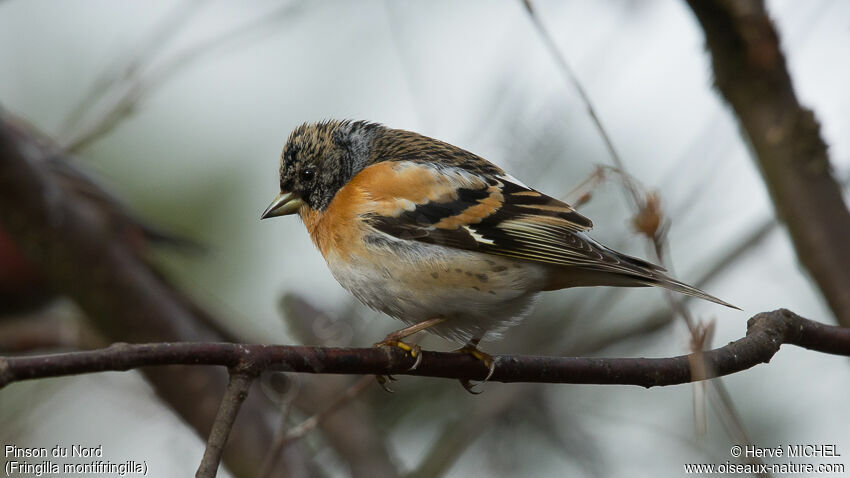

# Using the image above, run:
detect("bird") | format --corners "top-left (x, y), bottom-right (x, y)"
top-left (261, 120), bottom-right (736, 390)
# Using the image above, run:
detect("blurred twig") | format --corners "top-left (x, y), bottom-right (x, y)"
top-left (280, 294), bottom-right (402, 478)
top-left (59, 0), bottom-right (204, 140)
top-left (522, 1), bottom-right (764, 468)
top-left (258, 375), bottom-right (373, 478)
top-left (260, 400), bottom-right (296, 477)
top-left (688, 0), bottom-right (850, 328)
top-left (406, 385), bottom-right (533, 478)
top-left (196, 366), bottom-right (259, 478)
top-left (62, 1), bottom-right (302, 153)
top-left (0, 110), bottom-right (291, 477)
top-left (649, 165), bottom-right (767, 474)
top-left (459, 212), bottom-right (772, 473)
top-left (0, 312), bottom-right (104, 352)
top-left (521, 0), bottom-right (640, 207)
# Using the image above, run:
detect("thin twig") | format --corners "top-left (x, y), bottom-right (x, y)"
top-left (521, 0), bottom-right (640, 207)
top-left (257, 397), bottom-right (297, 478)
top-left (63, 1), bottom-right (301, 153)
top-left (196, 365), bottom-right (258, 478)
top-left (406, 385), bottom-right (533, 478)
top-left (0, 105), bottom-right (290, 478)
top-left (1, 309), bottom-right (848, 389)
top-left (652, 200), bottom-right (769, 473)
top-left (280, 293), bottom-right (401, 478)
top-left (258, 375), bottom-right (372, 478)
top-left (522, 2), bottom-right (766, 468)
top-left (59, 0), bottom-right (203, 141)
top-left (688, 0), bottom-right (850, 328)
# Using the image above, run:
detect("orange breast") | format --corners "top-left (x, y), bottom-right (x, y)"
top-left (298, 162), bottom-right (415, 261)
top-left (299, 189), bottom-right (368, 261)
top-left (299, 160), bottom-right (489, 261)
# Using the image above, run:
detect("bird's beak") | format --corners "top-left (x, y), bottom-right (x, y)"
top-left (261, 191), bottom-right (303, 219)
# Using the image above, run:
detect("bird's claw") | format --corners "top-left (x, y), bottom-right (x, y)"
top-left (373, 339), bottom-right (423, 371)
top-left (460, 378), bottom-right (483, 394)
top-left (455, 344), bottom-right (496, 394)
top-left (375, 374), bottom-right (397, 393)
top-left (373, 338), bottom-right (424, 392)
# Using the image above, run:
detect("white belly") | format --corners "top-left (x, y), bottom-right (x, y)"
top-left (324, 238), bottom-right (547, 344)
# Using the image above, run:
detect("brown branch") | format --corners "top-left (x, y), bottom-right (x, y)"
top-left (0, 112), bottom-right (288, 476)
top-left (196, 366), bottom-right (259, 478)
top-left (1, 309), bottom-right (848, 389)
top-left (687, 0), bottom-right (850, 327)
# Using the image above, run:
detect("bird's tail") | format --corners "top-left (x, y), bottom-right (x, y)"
top-left (641, 272), bottom-right (739, 309)
top-left (548, 233), bottom-right (739, 309)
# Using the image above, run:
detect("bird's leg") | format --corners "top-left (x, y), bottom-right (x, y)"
top-left (374, 317), bottom-right (447, 364)
top-left (373, 317), bottom-right (446, 392)
top-left (455, 337), bottom-right (496, 394)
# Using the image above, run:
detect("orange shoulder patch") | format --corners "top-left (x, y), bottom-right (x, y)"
top-left (433, 185), bottom-right (504, 229)
top-left (349, 162), bottom-right (460, 208)
top-left (301, 161), bottom-right (496, 259)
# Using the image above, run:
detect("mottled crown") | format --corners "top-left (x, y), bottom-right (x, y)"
top-left (278, 119), bottom-right (508, 211)
top-left (278, 120), bottom-right (383, 211)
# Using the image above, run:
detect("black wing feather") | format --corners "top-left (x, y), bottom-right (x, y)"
top-left (365, 178), bottom-right (625, 269)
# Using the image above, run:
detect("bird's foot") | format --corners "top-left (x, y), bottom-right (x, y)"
top-left (373, 338), bottom-right (424, 370)
top-left (371, 318), bottom-right (446, 392)
top-left (373, 338), bottom-right (423, 393)
top-left (375, 373), bottom-right (397, 393)
top-left (455, 343), bottom-right (496, 394)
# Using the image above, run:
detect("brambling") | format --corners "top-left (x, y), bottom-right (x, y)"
top-left (262, 120), bottom-right (735, 389)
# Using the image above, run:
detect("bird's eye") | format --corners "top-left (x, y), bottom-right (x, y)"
top-left (300, 168), bottom-right (315, 181)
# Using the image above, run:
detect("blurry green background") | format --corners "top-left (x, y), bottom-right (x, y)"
top-left (1, 1), bottom-right (849, 477)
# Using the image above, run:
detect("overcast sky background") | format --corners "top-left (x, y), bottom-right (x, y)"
top-left (1, 1), bottom-right (849, 476)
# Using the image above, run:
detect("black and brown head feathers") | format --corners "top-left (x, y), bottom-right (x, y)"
top-left (279, 120), bottom-right (508, 211)
top-left (280, 120), bottom-right (381, 210)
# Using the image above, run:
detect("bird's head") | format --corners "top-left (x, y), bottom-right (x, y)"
top-left (261, 120), bottom-right (381, 218)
